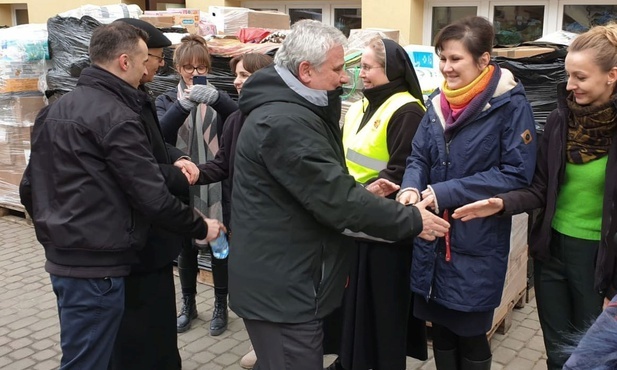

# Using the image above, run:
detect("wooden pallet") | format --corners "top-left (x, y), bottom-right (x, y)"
top-left (0, 202), bottom-right (31, 224)
top-left (487, 286), bottom-right (527, 339)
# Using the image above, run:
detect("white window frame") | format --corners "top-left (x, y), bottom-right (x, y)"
top-left (11, 3), bottom-right (27, 26)
top-left (556, 0), bottom-right (617, 32)
top-left (242, 1), bottom-right (361, 27)
top-left (423, 0), bottom-right (553, 45)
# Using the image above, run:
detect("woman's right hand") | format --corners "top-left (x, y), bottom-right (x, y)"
top-left (452, 198), bottom-right (504, 221)
top-left (397, 189), bottom-right (418, 205)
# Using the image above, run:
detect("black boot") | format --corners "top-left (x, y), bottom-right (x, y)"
top-left (461, 356), bottom-right (491, 370)
top-left (434, 348), bottom-right (459, 370)
top-left (210, 294), bottom-right (228, 336)
top-left (177, 294), bottom-right (197, 333)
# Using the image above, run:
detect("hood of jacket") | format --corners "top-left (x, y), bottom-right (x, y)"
top-left (239, 64), bottom-right (343, 128)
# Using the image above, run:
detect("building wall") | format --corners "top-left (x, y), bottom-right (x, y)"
top-left (361, 0), bottom-right (423, 44)
top-left (0, 4), bottom-right (12, 26)
top-left (186, 0), bottom-right (241, 9)
top-left (0, 0), bottom-right (146, 25)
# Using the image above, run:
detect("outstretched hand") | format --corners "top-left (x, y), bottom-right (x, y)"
top-left (365, 178), bottom-right (400, 197)
top-left (414, 195), bottom-right (450, 241)
top-left (452, 198), bottom-right (504, 222)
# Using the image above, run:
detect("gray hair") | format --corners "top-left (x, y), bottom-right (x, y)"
top-left (274, 20), bottom-right (347, 74)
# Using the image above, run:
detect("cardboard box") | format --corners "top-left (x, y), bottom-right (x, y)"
top-left (492, 46), bottom-right (555, 59)
top-left (349, 28), bottom-right (400, 44)
top-left (139, 14), bottom-right (199, 33)
top-left (209, 6), bottom-right (290, 35)
top-left (0, 78), bottom-right (39, 94)
top-left (0, 125), bottom-right (32, 166)
top-left (0, 95), bottom-right (46, 126)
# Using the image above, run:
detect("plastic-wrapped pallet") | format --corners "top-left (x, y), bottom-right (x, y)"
top-left (0, 24), bottom-right (50, 96)
top-left (58, 4), bottom-right (142, 24)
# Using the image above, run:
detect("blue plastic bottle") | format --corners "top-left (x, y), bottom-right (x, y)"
top-left (210, 230), bottom-right (229, 259)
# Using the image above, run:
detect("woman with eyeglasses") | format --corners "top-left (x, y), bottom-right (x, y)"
top-left (156, 34), bottom-right (238, 337)
top-left (324, 36), bottom-right (428, 370)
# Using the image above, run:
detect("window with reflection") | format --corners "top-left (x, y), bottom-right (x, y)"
top-left (431, 7), bottom-right (477, 44)
top-left (493, 6), bottom-right (544, 45)
top-left (289, 8), bottom-right (323, 24)
top-left (562, 5), bottom-right (617, 33)
top-left (334, 8), bottom-right (361, 37)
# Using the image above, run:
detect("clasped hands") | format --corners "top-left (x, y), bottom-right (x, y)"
top-left (364, 180), bottom-right (450, 242)
top-left (174, 158), bottom-right (199, 185)
top-left (396, 187), bottom-right (449, 242)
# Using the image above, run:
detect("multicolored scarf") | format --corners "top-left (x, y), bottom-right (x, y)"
top-left (566, 93), bottom-right (617, 164)
top-left (440, 64), bottom-right (500, 141)
top-left (176, 81), bottom-right (223, 224)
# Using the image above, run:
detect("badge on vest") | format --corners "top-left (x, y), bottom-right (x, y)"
top-left (373, 119), bottom-right (381, 129)
top-left (521, 129), bottom-right (533, 144)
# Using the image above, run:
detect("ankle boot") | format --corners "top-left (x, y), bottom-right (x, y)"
top-left (434, 348), bottom-right (459, 370)
top-left (177, 294), bottom-right (197, 333)
top-left (209, 294), bottom-right (228, 336)
top-left (461, 356), bottom-right (492, 370)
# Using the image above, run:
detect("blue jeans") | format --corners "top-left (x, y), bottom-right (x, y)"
top-left (50, 275), bottom-right (125, 370)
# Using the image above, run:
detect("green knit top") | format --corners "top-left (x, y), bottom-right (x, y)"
top-left (552, 156), bottom-right (607, 241)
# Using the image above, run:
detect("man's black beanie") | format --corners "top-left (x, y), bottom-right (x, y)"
top-left (116, 17), bottom-right (172, 48)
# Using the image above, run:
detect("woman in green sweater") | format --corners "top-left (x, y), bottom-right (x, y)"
top-left (452, 23), bottom-right (617, 370)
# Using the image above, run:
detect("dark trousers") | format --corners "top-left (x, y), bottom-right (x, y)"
top-left (109, 263), bottom-right (181, 370)
top-left (50, 275), bottom-right (124, 370)
top-left (244, 318), bottom-right (324, 370)
top-left (534, 230), bottom-right (604, 370)
top-left (178, 238), bottom-right (228, 296)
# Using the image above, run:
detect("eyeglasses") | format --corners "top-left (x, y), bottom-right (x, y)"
top-left (182, 65), bottom-right (208, 74)
top-left (148, 53), bottom-right (164, 62)
top-left (360, 64), bottom-right (384, 72)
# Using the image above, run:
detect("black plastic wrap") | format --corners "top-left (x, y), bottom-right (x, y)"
top-left (495, 47), bottom-right (567, 133)
top-left (46, 15), bottom-right (101, 96)
top-left (209, 55), bottom-right (237, 101)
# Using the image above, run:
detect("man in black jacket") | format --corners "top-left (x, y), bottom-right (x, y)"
top-left (19, 23), bottom-right (223, 370)
top-left (108, 18), bottom-right (200, 370)
top-left (230, 20), bottom-right (450, 370)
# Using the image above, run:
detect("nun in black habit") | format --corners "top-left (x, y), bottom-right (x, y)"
top-left (323, 37), bottom-right (428, 370)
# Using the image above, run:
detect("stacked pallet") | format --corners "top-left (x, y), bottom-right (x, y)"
top-left (489, 213), bottom-right (529, 338)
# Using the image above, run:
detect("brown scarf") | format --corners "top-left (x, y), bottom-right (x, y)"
top-left (566, 93), bottom-right (617, 164)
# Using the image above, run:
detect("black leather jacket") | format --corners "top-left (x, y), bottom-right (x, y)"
top-left (20, 66), bottom-right (207, 278)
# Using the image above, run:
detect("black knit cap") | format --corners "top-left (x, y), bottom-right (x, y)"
top-left (116, 18), bottom-right (171, 48)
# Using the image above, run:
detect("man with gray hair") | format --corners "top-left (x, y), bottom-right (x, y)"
top-left (229, 20), bottom-right (449, 370)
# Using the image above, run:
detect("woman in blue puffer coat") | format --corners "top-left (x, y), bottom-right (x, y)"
top-left (397, 16), bottom-right (537, 370)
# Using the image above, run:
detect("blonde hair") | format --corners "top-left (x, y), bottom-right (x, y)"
top-left (569, 23), bottom-right (617, 72)
top-left (367, 37), bottom-right (386, 67)
top-left (173, 34), bottom-right (211, 71)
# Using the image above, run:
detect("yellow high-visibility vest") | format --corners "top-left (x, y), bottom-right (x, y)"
top-left (342, 91), bottom-right (423, 184)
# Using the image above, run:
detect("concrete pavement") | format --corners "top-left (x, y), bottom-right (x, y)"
top-left (0, 215), bottom-right (548, 370)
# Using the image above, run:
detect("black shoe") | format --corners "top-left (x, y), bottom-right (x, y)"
top-left (209, 294), bottom-right (228, 336)
top-left (177, 294), bottom-right (197, 333)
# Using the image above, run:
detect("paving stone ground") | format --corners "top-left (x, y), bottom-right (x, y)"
top-left (0, 216), bottom-right (548, 370)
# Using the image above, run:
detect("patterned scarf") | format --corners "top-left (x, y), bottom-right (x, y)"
top-left (566, 92), bottom-right (617, 164)
top-left (440, 64), bottom-right (499, 140)
top-left (176, 81), bottom-right (223, 223)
